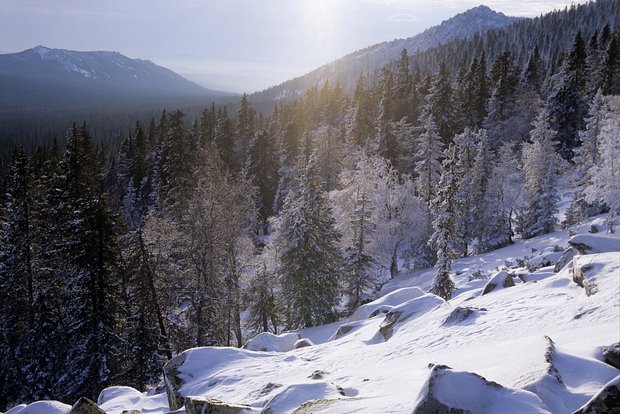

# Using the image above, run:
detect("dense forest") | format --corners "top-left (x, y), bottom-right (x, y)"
top-left (1, 1), bottom-right (619, 409)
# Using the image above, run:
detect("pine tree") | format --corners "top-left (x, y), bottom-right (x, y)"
top-left (414, 113), bottom-right (444, 208)
top-left (423, 61), bottom-right (457, 144)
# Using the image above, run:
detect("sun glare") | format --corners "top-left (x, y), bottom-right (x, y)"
top-left (301, 0), bottom-right (340, 59)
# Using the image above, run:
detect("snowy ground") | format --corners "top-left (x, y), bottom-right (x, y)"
top-left (9, 215), bottom-right (620, 414)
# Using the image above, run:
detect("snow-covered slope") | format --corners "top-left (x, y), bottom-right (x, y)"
top-left (86, 215), bottom-right (620, 414)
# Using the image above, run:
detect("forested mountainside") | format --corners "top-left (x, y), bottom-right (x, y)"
top-left (251, 0), bottom-right (619, 104)
top-left (1, 0), bottom-right (619, 411)
top-left (0, 47), bottom-right (234, 167)
top-left (251, 5), bottom-right (518, 101)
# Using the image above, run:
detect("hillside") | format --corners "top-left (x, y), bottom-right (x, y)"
top-left (0, 46), bottom-right (230, 110)
top-left (251, 5), bottom-right (517, 101)
top-left (12, 213), bottom-right (619, 414)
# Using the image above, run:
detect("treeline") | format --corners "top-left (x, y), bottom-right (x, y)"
top-left (1, 18), bottom-right (620, 413)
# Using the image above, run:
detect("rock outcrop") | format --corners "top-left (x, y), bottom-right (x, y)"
top-left (412, 364), bottom-right (549, 414)
top-left (69, 397), bottom-right (106, 414)
top-left (184, 397), bottom-right (251, 414)
top-left (163, 352), bottom-right (188, 411)
top-left (481, 271), bottom-right (515, 295)
top-left (602, 343), bottom-right (620, 369)
top-left (572, 375), bottom-right (620, 414)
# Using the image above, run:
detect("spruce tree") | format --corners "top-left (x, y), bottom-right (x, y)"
top-left (275, 154), bottom-right (343, 328)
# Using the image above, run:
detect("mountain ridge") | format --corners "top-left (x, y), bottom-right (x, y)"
top-left (0, 46), bottom-right (233, 110)
top-left (250, 5), bottom-right (518, 101)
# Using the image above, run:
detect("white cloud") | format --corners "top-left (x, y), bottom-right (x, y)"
top-left (387, 13), bottom-right (418, 22)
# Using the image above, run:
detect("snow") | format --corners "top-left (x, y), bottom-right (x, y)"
top-left (242, 332), bottom-right (300, 352)
top-left (569, 233), bottom-right (620, 253)
top-left (52, 215), bottom-right (620, 414)
top-left (4, 401), bottom-right (70, 414)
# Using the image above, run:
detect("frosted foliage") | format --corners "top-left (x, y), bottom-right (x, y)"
top-left (521, 109), bottom-right (562, 238)
top-left (331, 153), bottom-right (427, 278)
top-left (585, 96), bottom-right (620, 229)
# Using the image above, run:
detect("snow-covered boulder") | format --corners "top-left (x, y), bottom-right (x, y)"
top-left (515, 336), bottom-right (619, 413)
top-left (5, 401), bottom-right (70, 414)
top-left (69, 397), bottom-right (105, 414)
top-left (348, 287), bottom-right (425, 322)
top-left (262, 382), bottom-right (345, 413)
top-left (527, 245), bottom-right (564, 272)
top-left (554, 247), bottom-right (578, 272)
top-left (442, 306), bottom-right (487, 326)
top-left (481, 270), bottom-right (515, 295)
top-left (568, 234), bottom-right (620, 254)
top-left (572, 252), bottom-right (620, 296)
top-left (163, 351), bottom-right (187, 410)
top-left (242, 332), bottom-right (300, 352)
top-left (97, 386), bottom-right (142, 406)
top-left (602, 342), bottom-right (620, 369)
top-left (293, 338), bottom-right (314, 349)
top-left (184, 397), bottom-right (251, 414)
top-left (573, 374), bottom-right (620, 414)
top-left (412, 364), bottom-right (549, 414)
top-left (378, 294), bottom-right (445, 340)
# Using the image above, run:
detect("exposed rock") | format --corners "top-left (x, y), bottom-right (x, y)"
top-left (603, 343), bottom-right (620, 369)
top-left (481, 271), bottom-right (515, 295)
top-left (120, 411), bottom-right (141, 414)
top-left (412, 364), bottom-right (548, 414)
top-left (378, 294), bottom-right (445, 340)
top-left (572, 375), bottom-right (620, 414)
top-left (184, 397), bottom-right (251, 414)
top-left (245, 382), bottom-right (282, 400)
top-left (163, 351), bottom-right (187, 411)
top-left (572, 256), bottom-right (598, 296)
top-left (309, 370), bottom-right (329, 380)
top-left (554, 247), bottom-right (578, 272)
top-left (294, 338), bottom-right (314, 349)
top-left (590, 225), bottom-right (599, 233)
top-left (442, 307), bottom-right (486, 326)
top-left (349, 287), bottom-right (425, 322)
top-left (568, 234), bottom-right (620, 254)
top-left (69, 397), bottom-right (106, 414)
top-left (379, 310), bottom-right (403, 340)
top-left (527, 246), bottom-right (563, 272)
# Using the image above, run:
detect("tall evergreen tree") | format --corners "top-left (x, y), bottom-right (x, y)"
top-left (275, 154), bottom-right (343, 328)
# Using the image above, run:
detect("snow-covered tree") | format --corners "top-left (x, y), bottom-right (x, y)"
top-left (520, 109), bottom-right (563, 238)
top-left (414, 113), bottom-right (444, 208)
top-left (584, 95), bottom-right (620, 232)
top-left (429, 145), bottom-right (460, 300)
top-left (275, 154), bottom-right (343, 328)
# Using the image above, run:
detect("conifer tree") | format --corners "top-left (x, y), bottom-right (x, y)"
top-left (275, 154), bottom-right (343, 328)
top-left (520, 110), bottom-right (562, 238)
top-left (429, 145), bottom-right (460, 300)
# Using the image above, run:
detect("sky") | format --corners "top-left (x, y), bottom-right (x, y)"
top-left (0, 0), bottom-right (589, 93)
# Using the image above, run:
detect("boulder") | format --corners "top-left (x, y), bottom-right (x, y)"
top-left (527, 246), bottom-right (563, 272)
top-left (554, 247), bottom-right (578, 272)
top-left (330, 320), bottom-right (365, 340)
top-left (6, 401), bottom-right (71, 414)
top-left (163, 352), bottom-right (188, 411)
top-left (184, 397), bottom-right (251, 414)
top-left (412, 364), bottom-right (549, 414)
top-left (348, 287), bottom-right (425, 322)
top-left (568, 234), bottom-right (620, 254)
top-left (442, 306), bottom-right (486, 326)
top-left (481, 271), bottom-right (515, 295)
top-left (120, 411), bottom-right (141, 414)
top-left (602, 343), bottom-right (620, 369)
top-left (589, 225), bottom-right (599, 233)
top-left (572, 375), bottom-right (620, 414)
top-left (379, 294), bottom-right (445, 340)
top-left (69, 398), bottom-right (105, 414)
top-left (572, 256), bottom-right (598, 296)
top-left (293, 338), bottom-right (314, 349)
top-left (242, 332), bottom-right (300, 352)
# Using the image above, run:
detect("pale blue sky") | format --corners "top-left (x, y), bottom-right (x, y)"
top-left (0, 0), bottom-right (588, 93)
